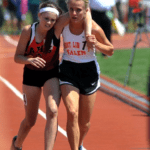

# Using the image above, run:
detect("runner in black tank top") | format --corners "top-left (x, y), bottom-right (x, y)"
top-left (10, 2), bottom-right (63, 150)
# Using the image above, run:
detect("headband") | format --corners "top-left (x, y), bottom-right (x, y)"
top-left (39, 7), bottom-right (59, 16)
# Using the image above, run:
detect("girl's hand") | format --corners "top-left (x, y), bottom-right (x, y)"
top-left (28, 57), bottom-right (46, 68)
top-left (86, 34), bottom-right (97, 51)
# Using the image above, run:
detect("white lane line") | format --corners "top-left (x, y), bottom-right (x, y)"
top-left (4, 35), bottom-right (18, 46)
top-left (0, 76), bottom-right (87, 150)
top-left (0, 75), bottom-right (67, 138)
top-left (0, 35), bottom-right (17, 59)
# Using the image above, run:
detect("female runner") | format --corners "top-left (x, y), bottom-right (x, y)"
top-left (10, 1), bottom-right (62, 150)
top-left (55, 0), bottom-right (114, 150)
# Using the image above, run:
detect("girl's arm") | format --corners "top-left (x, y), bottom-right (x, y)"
top-left (54, 9), bottom-right (92, 39)
top-left (14, 26), bottom-right (46, 68)
top-left (84, 7), bottom-right (92, 36)
top-left (54, 12), bottom-right (70, 39)
top-left (84, 8), bottom-right (94, 50)
top-left (14, 25), bottom-right (31, 64)
top-left (90, 21), bottom-right (114, 56)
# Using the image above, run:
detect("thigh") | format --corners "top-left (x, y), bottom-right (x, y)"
top-left (43, 78), bottom-right (60, 111)
top-left (23, 84), bottom-right (41, 120)
top-left (59, 60), bottom-right (79, 89)
top-left (61, 84), bottom-right (80, 113)
top-left (78, 61), bottom-right (100, 95)
top-left (78, 92), bottom-right (97, 124)
top-left (23, 67), bottom-right (43, 87)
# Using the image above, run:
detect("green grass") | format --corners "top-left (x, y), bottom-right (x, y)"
top-left (96, 48), bottom-right (150, 95)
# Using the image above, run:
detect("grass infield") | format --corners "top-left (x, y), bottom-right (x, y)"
top-left (96, 48), bottom-right (150, 95)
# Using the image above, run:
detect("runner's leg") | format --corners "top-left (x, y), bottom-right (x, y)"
top-left (14, 85), bottom-right (42, 148)
top-left (61, 84), bottom-right (80, 150)
top-left (43, 78), bottom-right (60, 150)
top-left (78, 92), bottom-right (97, 147)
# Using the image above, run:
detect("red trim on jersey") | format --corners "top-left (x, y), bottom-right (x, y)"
top-left (25, 37), bottom-right (59, 71)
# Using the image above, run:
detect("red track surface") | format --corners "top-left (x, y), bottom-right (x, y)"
top-left (0, 34), bottom-right (149, 150)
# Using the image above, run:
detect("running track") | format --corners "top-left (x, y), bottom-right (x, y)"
top-left (0, 34), bottom-right (149, 150)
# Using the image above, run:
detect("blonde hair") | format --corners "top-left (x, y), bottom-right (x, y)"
top-left (66, 0), bottom-right (89, 9)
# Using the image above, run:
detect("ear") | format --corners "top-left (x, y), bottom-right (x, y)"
top-left (86, 7), bottom-right (90, 12)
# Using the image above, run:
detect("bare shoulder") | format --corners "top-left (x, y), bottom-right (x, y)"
top-left (15, 25), bottom-right (32, 55)
top-left (54, 12), bottom-right (70, 38)
top-left (91, 20), bottom-right (112, 45)
top-left (17, 24), bottom-right (32, 46)
top-left (21, 25), bottom-right (32, 36)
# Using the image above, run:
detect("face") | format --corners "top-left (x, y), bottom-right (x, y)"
top-left (38, 11), bottom-right (58, 30)
top-left (68, 0), bottom-right (87, 23)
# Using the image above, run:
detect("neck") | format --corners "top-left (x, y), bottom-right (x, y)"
top-left (69, 21), bottom-right (84, 35)
top-left (70, 20), bottom-right (84, 29)
top-left (36, 23), bottom-right (48, 38)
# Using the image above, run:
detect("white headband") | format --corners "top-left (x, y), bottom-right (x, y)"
top-left (39, 7), bottom-right (59, 16)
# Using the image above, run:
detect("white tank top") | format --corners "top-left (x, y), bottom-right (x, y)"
top-left (62, 25), bottom-right (97, 63)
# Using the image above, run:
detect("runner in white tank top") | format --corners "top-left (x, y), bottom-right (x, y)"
top-left (55, 0), bottom-right (114, 150)
top-left (62, 24), bottom-right (97, 63)
top-left (60, 24), bottom-right (101, 95)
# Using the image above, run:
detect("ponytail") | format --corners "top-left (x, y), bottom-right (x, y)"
top-left (44, 26), bottom-right (54, 53)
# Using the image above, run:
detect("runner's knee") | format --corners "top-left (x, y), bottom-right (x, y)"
top-left (67, 109), bottom-right (78, 122)
top-left (46, 107), bottom-right (58, 119)
top-left (79, 122), bottom-right (91, 131)
top-left (24, 118), bottom-right (36, 128)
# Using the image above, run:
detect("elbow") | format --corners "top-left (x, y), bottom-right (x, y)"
top-left (108, 46), bottom-right (114, 56)
top-left (14, 55), bottom-right (17, 63)
top-left (14, 55), bottom-right (19, 63)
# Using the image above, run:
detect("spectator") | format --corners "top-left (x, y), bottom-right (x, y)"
top-left (2, 0), bottom-right (24, 34)
top-left (21, 0), bottom-right (28, 25)
top-left (116, 0), bottom-right (123, 22)
top-left (14, 0), bottom-right (22, 33)
top-left (147, 8), bottom-right (150, 26)
top-left (89, 0), bottom-right (118, 57)
top-left (0, 0), bottom-right (4, 29)
top-left (3, 0), bottom-right (17, 33)
top-left (28, 0), bottom-right (41, 22)
top-left (121, 0), bottom-right (128, 27)
top-left (128, 0), bottom-right (140, 30)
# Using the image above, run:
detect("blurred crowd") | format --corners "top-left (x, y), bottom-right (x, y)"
top-left (0, 0), bottom-right (149, 35)
top-left (0, 0), bottom-right (43, 34)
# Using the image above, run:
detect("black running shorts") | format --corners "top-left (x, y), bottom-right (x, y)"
top-left (23, 66), bottom-right (59, 87)
top-left (59, 60), bottom-right (100, 95)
